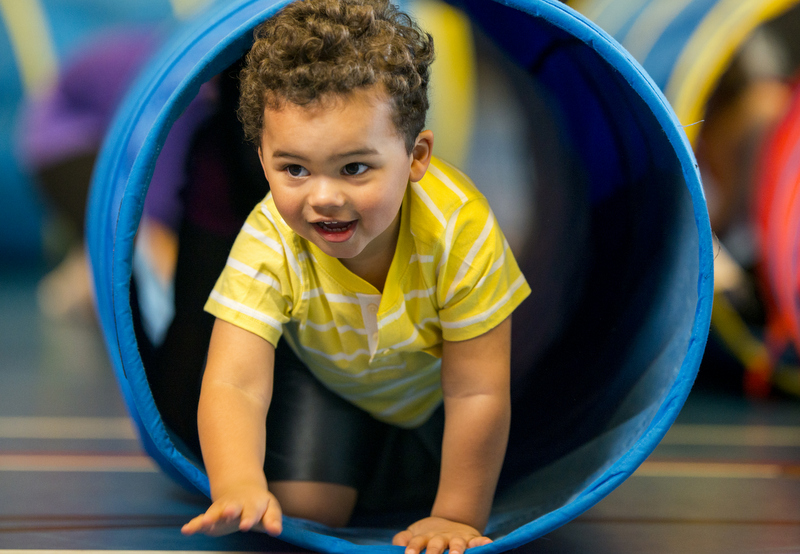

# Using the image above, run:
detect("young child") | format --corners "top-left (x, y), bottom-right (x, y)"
top-left (181, 1), bottom-right (531, 553)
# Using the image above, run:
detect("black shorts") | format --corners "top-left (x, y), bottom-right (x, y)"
top-left (265, 345), bottom-right (444, 513)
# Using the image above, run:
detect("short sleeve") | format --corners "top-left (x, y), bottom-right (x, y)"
top-left (437, 198), bottom-right (531, 342)
top-left (204, 200), bottom-right (295, 347)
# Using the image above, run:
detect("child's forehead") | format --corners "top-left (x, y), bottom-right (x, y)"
top-left (265, 85), bottom-right (393, 115)
top-left (261, 86), bottom-right (404, 143)
top-left (260, 86), bottom-right (407, 154)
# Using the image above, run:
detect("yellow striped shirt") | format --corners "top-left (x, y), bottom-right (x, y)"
top-left (205, 157), bottom-right (530, 427)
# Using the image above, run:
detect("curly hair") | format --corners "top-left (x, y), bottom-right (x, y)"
top-left (239, 0), bottom-right (434, 152)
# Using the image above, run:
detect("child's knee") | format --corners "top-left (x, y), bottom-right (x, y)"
top-left (270, 480), bottom-right (357, 528)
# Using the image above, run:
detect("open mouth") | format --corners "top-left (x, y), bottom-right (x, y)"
top-left (312, 220), bottom-right (358, 243)
top-left (315, 221), bottom-right (356, 233)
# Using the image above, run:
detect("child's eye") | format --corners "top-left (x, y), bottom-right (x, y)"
top-left (342, 163), bottom-right (368, 176)
top-left (286, 165), bottom-right (309, 177)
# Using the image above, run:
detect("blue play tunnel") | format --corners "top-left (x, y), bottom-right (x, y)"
top-left (86, 0), bottom-right (714, 551)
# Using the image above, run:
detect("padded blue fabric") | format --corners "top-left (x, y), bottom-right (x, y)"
top-left (86, 0), bottom-right (714, 551)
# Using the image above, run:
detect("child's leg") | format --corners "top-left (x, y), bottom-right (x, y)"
top-left (270, 481), bottom-right (357, 527)
top-left (357, 406), bottom-right (443, 514)
top-left (266, 345), bottom-right (385, 527)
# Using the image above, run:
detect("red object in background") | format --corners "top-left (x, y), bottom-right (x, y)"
top-left (754, 79), bottom-right (800, 367)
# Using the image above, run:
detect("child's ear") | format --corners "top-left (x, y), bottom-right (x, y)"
top-left (257, 146), bottom-right (271, 178)
top-left (409, 130), bottom-right (434, 182)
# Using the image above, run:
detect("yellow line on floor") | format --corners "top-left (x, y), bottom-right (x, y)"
top-left (0, 550), bottom-right (284, 554)
top-left (662, 424), bottom-right (800, 447)
top-left (0, 454), bottom-right (157, 472)
top-left (0, 417), bottom-right (138, 440)
top-left (637, 460), bottom-right (800, 479)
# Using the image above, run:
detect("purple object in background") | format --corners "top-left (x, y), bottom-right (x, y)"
top-left (20, 26), bottom-right (216, 233)
top-left (21, 28), bottom-right (162, 168)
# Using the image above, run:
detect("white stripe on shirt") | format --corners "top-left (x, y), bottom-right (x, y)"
top-left (411, 181), bottom-right (447, 228)
top-left (338, 369), bottom-right (430, 400)
top-left (405, 286), bottom-right (436, 300)
top-left (439, 205), bottom-right (462, 274)
top-left (427, 163), bottom-right (468, 202)
top-left (331, 363), bottom-right (409, 385)
top-left (302, 319), bottom-right (367, 335)
top-left (225, 257), bottom-right (281, 291)
top-left (444, 211), bottom-right (495, 304)
top-left (242, 222), bottom-right (282, 254)
top-left (409, 254), bottom-right (434, 264)
top-left (379, 301), bottom-right (407, 327)
top-left (441, 275), bottom-right (527, 329)
top-left (301, 288), bottom-right (359, 304)
top-left (325, 293), bottom-right (361, 304)
top-left (416, 317), bottom-right (440, 328)
top-left (377, 382), bottom-right (442, 417)
top-left (473, 249), bottom-right (507, 292)
top-left (208, 290), bottom-right (283, 332)
top-left (303, 345), bottom-right (371, 363)
top-left (379, 327), bottom-right (419, 353)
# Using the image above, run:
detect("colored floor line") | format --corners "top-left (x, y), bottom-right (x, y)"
top-left (0, 551), bottom-right (269, 554)
top-left (661, 424), bottom-right (800, 446)
top-left (577, 515), bottom-right (800, 525)
top-left (637, 460), bottom-right (800, 478)
top-left (7, 418), bottom-right (799, 446)
top-left (1, 451), bottom-right (798, 479)
top-left (0, 417), bottom-right (137, 440)
top-left (0, 454), bottom-right (156, 472)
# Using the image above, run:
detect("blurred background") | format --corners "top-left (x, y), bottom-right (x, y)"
top-left (6, 0), bottom-right (800, 398)
top-left (0, 0), bottom-right (219, 261)
top-left (0, 0), bottom-right (217, 317)
top-left (566, 0), bottom-right (800, 401)
top-left (1, 0), bottom-right (799, 550)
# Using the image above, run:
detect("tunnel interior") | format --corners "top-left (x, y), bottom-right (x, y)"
top-left (86, 0), bottom-right (711, 550)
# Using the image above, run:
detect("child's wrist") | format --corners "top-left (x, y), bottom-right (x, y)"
top-left (209, 474), bottom-right (268, 499)
top-left (429, 506), bottom-right (487, 533)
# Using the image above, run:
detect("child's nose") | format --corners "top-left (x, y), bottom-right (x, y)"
top-left (308, 178), bottom-right (345, 208)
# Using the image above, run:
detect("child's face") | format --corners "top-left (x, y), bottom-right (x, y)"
top-left (258, 85), bottom-right (432, 269)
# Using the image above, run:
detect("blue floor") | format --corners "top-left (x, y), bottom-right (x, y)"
top-left (1, 265), bottom-right (799, 552)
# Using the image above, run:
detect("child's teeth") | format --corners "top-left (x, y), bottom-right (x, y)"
top-left (320, 221), bottom-right (351, 231)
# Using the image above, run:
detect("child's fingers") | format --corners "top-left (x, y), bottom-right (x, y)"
top-left (238, 501), bottom-right (265, 532)
top-left (183, 512), bottom-right (226, 537)
top-left (261, 496), bottom-right (283, 536)
top-left (392, 529), bottom-right (413, 547)
top-left (181, 514), bottom-right (206, 536)
top-left (193, 500), bottom-right (244, 536)
top-left (404, 534), bottom-right (433, 554)
top-left (468, 536), bottom-right (492, 549)
top-left (448, 536), bottom-right (469, 554)
top-left (201, 501), bottom-right (227, 523)
top-left (217, 501), bottom-right (244, 522)
top-left (423, 535), bottom-right (448, 554)
top-left (395, 531), bottom-right (488, 554)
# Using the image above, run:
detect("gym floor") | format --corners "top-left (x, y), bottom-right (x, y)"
top-left (1, 265), bottom-right (799, 553)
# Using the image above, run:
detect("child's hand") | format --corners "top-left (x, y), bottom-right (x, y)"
top-left (181, 486), bottom-right (283, 537)
top-left (392, 516), bottom-right (492, 554)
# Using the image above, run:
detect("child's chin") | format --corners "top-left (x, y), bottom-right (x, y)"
top-left (315, 240), bottom-right (361, 260)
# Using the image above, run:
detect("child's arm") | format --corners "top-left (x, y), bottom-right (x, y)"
top-left (393, 317), bottom-right (512, 554)
top-left (181, 318), bottom-right (283, 537)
